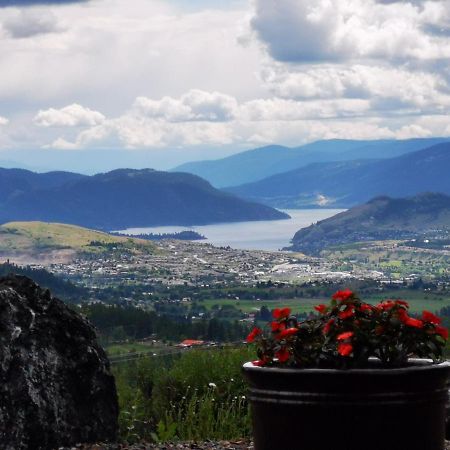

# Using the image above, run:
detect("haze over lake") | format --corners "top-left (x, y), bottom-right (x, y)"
top-left (119, 209), bottom-right (345, 251)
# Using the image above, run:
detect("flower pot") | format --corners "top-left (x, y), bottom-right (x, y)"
top-left (243, 359), bottom-right (450, 450)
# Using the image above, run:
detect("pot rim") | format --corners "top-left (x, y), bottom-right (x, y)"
top-left (243, 358), bottom-right (450, 375)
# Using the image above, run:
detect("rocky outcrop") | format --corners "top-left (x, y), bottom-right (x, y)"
top-left (0, 274), bottom-right (118, 450)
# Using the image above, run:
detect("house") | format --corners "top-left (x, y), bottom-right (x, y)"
top-left (177, 339), bottom-right (204, 348)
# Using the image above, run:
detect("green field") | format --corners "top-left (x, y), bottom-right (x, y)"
top-left (199, 289), bottom-right (450, 315)
top-left (323, 241), bottom-right (450, 280)
top-left (106, 342), bottom-right (155, 356)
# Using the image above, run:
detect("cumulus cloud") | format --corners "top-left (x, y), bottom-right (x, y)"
top-left (260, 64), bottom-right (450, 111)
top-left (1, 9), bottom-right (63, 38)
top-left (1, 0), bottom-right (450, 155)
top-left (43, 89), bottom-right (450, 151)
top-left (251, 0), bottom-right (450, 63)
top-left (33, 103), bottom-right (105, 127)
top-left (48, 118), bottom-right (235, 149)
top-left (133, 90), bottom-right (238, 122)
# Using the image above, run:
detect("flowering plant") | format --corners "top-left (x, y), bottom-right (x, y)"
top-left (247, 289), bottom-right (449, 368)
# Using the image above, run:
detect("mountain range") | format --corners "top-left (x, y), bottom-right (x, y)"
top-left (288, 192), bottom-right (450, 255)
top-left (226, 143), bottom-right (450, 208)
top-left (0, 168), bottom-right (287, 230)
top-left (174, 138), bottom-right (449, 188)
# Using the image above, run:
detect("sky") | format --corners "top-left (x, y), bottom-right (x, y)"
top-left (0, 0), bottom-right (449, 172)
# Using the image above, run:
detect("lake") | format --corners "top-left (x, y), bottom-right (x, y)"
top-left (118, 209), bottom-right (345, 251)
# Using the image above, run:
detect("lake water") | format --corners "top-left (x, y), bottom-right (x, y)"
top-left (118, 209), bottom-right (345, 251)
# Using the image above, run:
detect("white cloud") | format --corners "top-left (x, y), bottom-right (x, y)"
top-left (0, 0), bottom-right (263, 110)
top-left (44, 89), bottom-right (450, 151)
top-left (1, 9), bottom-right (63, 39)
top-left (251, 0), bottom-right (450, 63)
top-left (33, 103), bottom-right (105, 127)
top-left (1, 0), bottom-right (450, 157)
top-left (240, 98), bottom-right (370, 121)
top-left (133, 89), bottom-right (238, 122)
top-left (395, 124), bottom-right (433, 139)
top-left (260, 64), bottom-right (450, 112)
top-left (0, 116), bottom-right (9, 126)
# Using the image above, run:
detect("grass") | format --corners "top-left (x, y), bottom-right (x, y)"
top-left (106, 342), bottom-right (156, 356)
top-left (201, 297), bottom-right (328, 314)
top-left (199, 289), bottom-right (450, 315)
top-left (114, 347), bottom-right (253, 443)
top-left (0, 221), bottom-right (154, 254)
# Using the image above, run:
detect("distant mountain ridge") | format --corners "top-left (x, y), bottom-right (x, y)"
top-left (173, 138), bottom-right (449, 187)
top-left (288, 192), bottom-right (450, 255)
top-left (227, 143), bottom-right (450, 208)
top-left (0, 168), bottom-right (86, 203)
top-left (0, 168), bottom-right (288, 230)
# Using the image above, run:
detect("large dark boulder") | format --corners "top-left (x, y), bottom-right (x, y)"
top-left (0, 275), bottom-right (118, 449)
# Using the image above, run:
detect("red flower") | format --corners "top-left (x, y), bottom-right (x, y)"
top-left (337, 331), bottom-right (354, 341)
top-left (323, 318), bottom-right (335, 335)
top-left (332, 289), bottom-right (354, 302)
top-left (271, 321), bottom-right (286, 332)
top-left (314, 304), bottom-right (327, 314)
top-left (405, 317), bottom-right (424, 329)
top-left (339, 306), bottom-right (355, 320)
top-left (436, 325), bottom-right (449, 340)
top-left (397, 308), bottom-right (409, 323)
top-left (273, 307), bottom-right (291, 319)
top-left (338, 342), bottom-right (353, 357)
top-left (395, 300), bottom-right (409, 308)
top-left (278, 328), bottom-right (298, 339)
top-left (359, 304), bottom-right (373, 313)
top-left (251, 359), bottom-right (266, 366)
top-left (422, 310), bottom-right (441, 325)
top-left (377, 300), bottom-right (395, 311)
top-left (246, 327), bottom-right (262, 343)
top-left (275, 347), bottom-right (290, 362)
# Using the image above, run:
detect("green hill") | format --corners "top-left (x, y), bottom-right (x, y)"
top-left (0, 168), bottom-right (288, 229)
top-left (288, 193), bottom-right (450, 255)
top-left (0, 221), bottom-right (153, 260)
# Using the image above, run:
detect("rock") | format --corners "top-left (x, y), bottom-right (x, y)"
top-left (0, 274), bottom-right (118, 450)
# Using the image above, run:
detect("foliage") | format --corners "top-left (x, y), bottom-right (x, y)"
top-left (0, 262), bottom-right (85, 302)
top-left (114, 347), bottom-right (253, 443)
top-left (248, 289), bottom-right (449, 368)
top-left (83, 304), bottom-right (249, 344)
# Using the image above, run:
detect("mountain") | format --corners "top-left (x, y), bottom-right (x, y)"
top-left (173, 138), bottom-right (449, 187)
top-left (227, 143), bottom-right (450, 208)
top-left (0, 168), bottom-right (288, 230)
top-left (288, 193), bottom-right (450, 255)
top-left (0, 168), bottom-right (86, 203)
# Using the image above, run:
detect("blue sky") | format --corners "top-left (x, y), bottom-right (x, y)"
top-left (0, 0), bottom-right (449, 172)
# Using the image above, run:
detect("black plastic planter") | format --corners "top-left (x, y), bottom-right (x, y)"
top-left (243, 359), bottom-right (450, 450)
